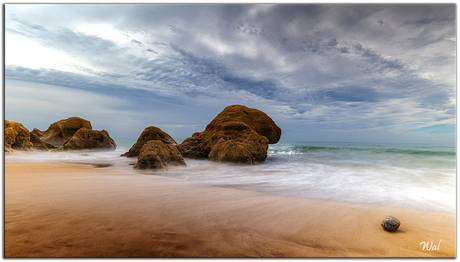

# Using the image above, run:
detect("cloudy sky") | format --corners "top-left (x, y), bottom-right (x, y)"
top-left (4, 4), bottom-right (456, 144)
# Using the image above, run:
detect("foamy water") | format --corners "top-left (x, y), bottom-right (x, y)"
top-left (6, 140), bottom-right (456, 212)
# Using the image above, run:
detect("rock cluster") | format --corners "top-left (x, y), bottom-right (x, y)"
top-left (177, 105), bottom-right (281, 164)
top-left (31, 117), bottom-right (92, 148)
top-left (4, 117), bottom-right (116, 153)
top-left (7, 105), bottom-right (282, 170)
top-left (123, 105), bottom-right (281, 169)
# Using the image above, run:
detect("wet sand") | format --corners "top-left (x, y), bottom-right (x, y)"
top-left (4, 162), bottom-right (456, 257)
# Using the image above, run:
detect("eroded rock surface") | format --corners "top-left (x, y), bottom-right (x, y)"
top-left (134, 140), bottom-right (186, 170)
top-left (122, 126), bottom-right (177, 157)
top-left (29, 132), bottom-right (56, 151)
top-left (30, 117), bottom-right (92, 148)
top-left (4, 120), bottom-right (34, 153)
top-left (61, 128), bottom-right (117, 151)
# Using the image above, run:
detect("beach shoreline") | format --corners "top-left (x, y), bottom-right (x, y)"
top-left (4, 161), bottom-right (456, 257)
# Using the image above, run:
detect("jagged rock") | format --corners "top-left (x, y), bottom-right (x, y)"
top-left (381, 216), bottom-right (401, 232)
top-left (61, 128), bottom-right (117, 151)
top-left (134, 140), bottom-right (186, 170)
top-left (177, 105), bottom-right (281, 164)
top-left (30, 117), bottom-right (92, 148)
top-left (4, 120), bottom-right (33, 153)
top-left (29, 132), bottom-right (56, 151)
top-left (121, 126), bottom-right (177, 157)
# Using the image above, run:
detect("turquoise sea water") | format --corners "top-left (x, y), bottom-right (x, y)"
top-left (6, 140), bottom-right (456, 212)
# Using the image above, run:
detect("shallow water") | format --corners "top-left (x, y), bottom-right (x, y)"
top-left (6, 140), bottom-right (456, 212)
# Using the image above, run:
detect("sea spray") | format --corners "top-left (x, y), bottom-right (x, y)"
top-left (157, 141), bottom-right (455, 212)
top-left (6, 140), bottom-right (455, 212)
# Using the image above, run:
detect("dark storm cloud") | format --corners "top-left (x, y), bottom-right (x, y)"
top-left (404, 16), bottom-right (455, 27)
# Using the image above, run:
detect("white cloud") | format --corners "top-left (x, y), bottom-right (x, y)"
top-left (76, 23), bottom-right (129, 43)
top-left (5, 33), bottom-right (78, 72)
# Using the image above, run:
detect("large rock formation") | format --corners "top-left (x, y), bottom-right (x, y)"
top-left (30, 117), bottom-right (92, 148)
top-left (4, 120), bottom-right (34, 153)
top-left (5, 117), bottom-right (116, 152)
top-left (61, 128), bottom-right (117, 151)
top-left (206, 104), bottom-right (281, 144)
top-left (134, 140), bottom-right (186, 170)
top-left (121, 126), bottom-right (178, 157)
top-left (177, 105), bottom-right (281, 164)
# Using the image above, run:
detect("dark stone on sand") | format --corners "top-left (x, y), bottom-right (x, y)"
top-left (121, 126), bottom-right (178, 158)
top-left (381, 216), bottom-right (401, 232)
top-left (134, 140), bottom-right (186, 170)
top-left (177, 105), bottom-right (281, 164)
top-left (92, 163), bottom-right (114, 168)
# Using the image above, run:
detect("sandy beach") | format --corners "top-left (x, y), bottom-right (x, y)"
top-left (4, 161), bottom-right (456, 258)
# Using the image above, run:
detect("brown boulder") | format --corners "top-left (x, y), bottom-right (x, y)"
top-left (177, 105), bottom-right (281, 164)
top-left (205, 104), bottom-right (281, 144)
top-left (61, 128), bottom-right (117, 151)
top-left (4, 120), bottom-right (34, 153)
top-left (121, 126), bottom-right (178, 157)
top-left (31, 117), bottom-right (92, 148)
top-left (134, 140), bottom-right (186, 170)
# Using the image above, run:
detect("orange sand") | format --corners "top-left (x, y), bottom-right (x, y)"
top-left (4, 162), bottom-right (456, 257)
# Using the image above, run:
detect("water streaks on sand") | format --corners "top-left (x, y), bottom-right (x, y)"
top-left (4, 162), bottom-right (456, 257)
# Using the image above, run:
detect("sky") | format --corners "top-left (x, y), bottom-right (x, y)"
top-left (4, 4), bottom-right (457, 144)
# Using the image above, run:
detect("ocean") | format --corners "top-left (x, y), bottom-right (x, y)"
top-left (6, 140), bottom-right (456, 212)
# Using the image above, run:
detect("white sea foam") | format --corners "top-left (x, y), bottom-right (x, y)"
top-left (5, 147), bottom-right (134, 167)
top-left (6, 141), bottom-right (456, 212)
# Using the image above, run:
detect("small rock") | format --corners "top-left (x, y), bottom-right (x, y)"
top-left (381, 216), bottom-right (401, 232)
